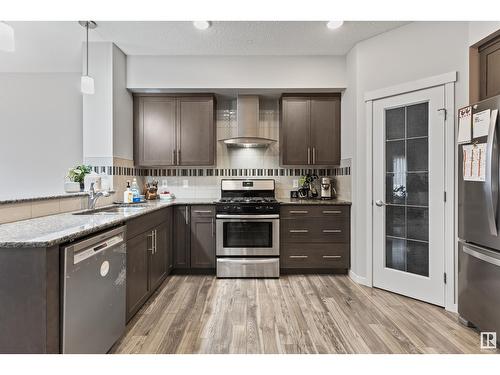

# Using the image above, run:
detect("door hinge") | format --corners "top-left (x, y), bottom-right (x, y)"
top-left (437, 108), bottom-right (447, 120)
top-left (444, 272), bottom-right (447, 284)
top-left (444, 191), bottom-right (447, 202)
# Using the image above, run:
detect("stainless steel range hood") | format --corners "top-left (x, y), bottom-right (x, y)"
top-left (221, 95), bottom-right (276, 148)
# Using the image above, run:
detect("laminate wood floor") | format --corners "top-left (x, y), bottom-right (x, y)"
top-left (111, 274), bottom-right (497, 354)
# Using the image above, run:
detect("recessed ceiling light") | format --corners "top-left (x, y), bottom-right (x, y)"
top-left (326, 21), bottom-right (344, 30)
top-left (193, 21), bottom-right (211, 30)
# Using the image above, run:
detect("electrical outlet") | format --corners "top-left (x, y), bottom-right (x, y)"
top-left (182, 179), bottom-right (189, 188)
top-left (293, 179), bottom-right (299, 188)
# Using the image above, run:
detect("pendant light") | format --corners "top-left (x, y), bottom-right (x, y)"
top-left (0, 21), bottom-right (15, 52)
top-left (79, 21), bottom-right (97, 95)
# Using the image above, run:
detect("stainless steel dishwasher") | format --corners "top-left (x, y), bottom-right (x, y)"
top-left (62, 226), bottom-right (126, 354)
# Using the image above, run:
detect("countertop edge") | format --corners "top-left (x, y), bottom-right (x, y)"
top-left (0, 198), bottom-right (351, 248)
top-left (278, 199), bottom-right (351, 205)
top-left (0, 191), bottom-right (117, 205)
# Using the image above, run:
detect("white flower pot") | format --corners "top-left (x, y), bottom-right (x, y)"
top-left (64, 181), bottom-right (81, 193)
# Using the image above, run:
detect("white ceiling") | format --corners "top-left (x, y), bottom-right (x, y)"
top-left (0, 21), bottom-right (104, 72)
top-left (97, 21), bottom-right (408, 56)
top-left (0, 21), bottom-right (408, 72)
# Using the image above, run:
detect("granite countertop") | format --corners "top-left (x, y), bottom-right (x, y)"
top-left (0, 191), bottom-right (117, 205)
top-left (278, 198), bottom-right (351, 205)
top-left (0, 197), bottom-right (351, 248)
top-left (0, 198), bottom-right (216, 248)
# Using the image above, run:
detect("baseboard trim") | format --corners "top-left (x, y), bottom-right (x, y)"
top-left (348, 270), bottom-right (370, 287)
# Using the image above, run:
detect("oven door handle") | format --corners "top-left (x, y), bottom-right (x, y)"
top-left (216, 214), bottom-right (280, 219)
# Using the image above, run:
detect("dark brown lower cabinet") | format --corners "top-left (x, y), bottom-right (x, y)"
top-left (281, 204), bottom-right (351, 272)
top-left (173, 205), bottom-right (191, 269)
top-left (126, 207), bottom-right (172, 321)
top-left (190, 205), bottom-right (216, 269)
top-left (126, 231), bottom-right (150, 320)
top-left (149, 222), bottom-right (171, 292)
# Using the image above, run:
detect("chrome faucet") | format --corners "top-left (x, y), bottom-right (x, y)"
top-left (87, 182), bottom-right (110, 209)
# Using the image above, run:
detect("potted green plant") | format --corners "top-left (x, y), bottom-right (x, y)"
top-left (67, 165), bottom-right (92, 192)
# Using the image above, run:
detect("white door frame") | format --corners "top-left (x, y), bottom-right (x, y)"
top-left (364, 71), bottom-right (457, 312)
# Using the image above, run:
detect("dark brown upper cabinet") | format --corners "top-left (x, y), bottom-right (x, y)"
top-left (177, 97), bottom-right (215, 166)
top-left (479, 35), bottom-right (500, 101)
top-left (135, 96), bottom-right (177, 166)
top-left (134, 95), bottom-right (216, 167)
top-left (280, 94), bottom-right (341, 166)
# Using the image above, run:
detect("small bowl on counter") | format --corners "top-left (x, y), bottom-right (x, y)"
top-left (159, 192), bottom-right (175, 201)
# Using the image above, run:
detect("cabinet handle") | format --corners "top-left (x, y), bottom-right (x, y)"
top-left (153, 230), bottom-right (157, 254)
top-left (323, 255), bottom-right (342, 259)
top-left (290, 255), bottom-right (308, 259)
top-left (323, 210), bottom-right (342, 214)
top-left (289, 210), bottom-right (308, 214)
top-left (177, 149), bottom-right (181, 165)
top-left (312, 147), bottom-right (316, 164)
top-left (185, 206), bottom-right (189, 225)
top-left (147, 231), bottom-right (154, 253)
top-left (323, 229), bottom-right (342, 233)
top-left (172, 149), bottom-right (176, 165)
top-left (307, 147), bottom-right (311, 165)
top-left (193, 210), bottom-right (212, 214)
top-left (290, 229), bottom-right (308, 233)
top-left (211, 218), bottom-right (215, 237)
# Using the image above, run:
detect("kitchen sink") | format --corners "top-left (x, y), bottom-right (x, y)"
top-left (73, 204), bottom-right (148, 215)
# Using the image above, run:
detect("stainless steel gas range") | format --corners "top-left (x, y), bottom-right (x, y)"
top-left (215, 179), bottom-right (280, 278)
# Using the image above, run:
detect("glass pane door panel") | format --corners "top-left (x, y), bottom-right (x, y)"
top-left (385, 102), bottom-right (429, 276)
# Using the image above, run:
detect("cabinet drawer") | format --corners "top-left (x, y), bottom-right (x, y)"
top-left (283, 243), bottom-right (348, 269)
top-left (190, 205), bottom-right (215, 218)
top-left (126, 208), bottom-right (169, 240)
top-left (281, 217), bottom-right (348, 243)
top-left (281, 205), bottom-right (349, 219)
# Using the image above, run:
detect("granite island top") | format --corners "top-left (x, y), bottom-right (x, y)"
top-left (0, 197), bottom-right (351, 248)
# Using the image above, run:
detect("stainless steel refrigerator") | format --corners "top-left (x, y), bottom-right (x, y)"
top-left (458, 94), bottom-right (500, 344)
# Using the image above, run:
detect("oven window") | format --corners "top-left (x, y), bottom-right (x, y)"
top-left (223, 222), bottom-right (273, 248)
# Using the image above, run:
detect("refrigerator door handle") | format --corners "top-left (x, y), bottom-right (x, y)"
top-left (463, 245), bottom-right (500, 267)
top-left (485, 115), bottom-right (498, 236)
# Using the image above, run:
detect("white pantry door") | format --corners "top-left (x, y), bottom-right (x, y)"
top-left (372, 86), bottom-right (445, 306)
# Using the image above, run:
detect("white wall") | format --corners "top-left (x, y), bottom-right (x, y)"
top-left (83, 42), bottom-right (134, 164)
top-left (468, 21), bottom-right (500, 46)
top-left (346, 21), bottom-right (470, 281)
top-left (112, 45), bottom-right (133, 161)
top-left (83, 42), bottom-right (114, 163)
top-left (127, 55), bottom-right (347, 89)
top-left (0, 73), bottom-right (82, 199)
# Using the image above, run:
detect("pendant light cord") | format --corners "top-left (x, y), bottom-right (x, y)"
top-left (86, 22), bottom-right (89, 76)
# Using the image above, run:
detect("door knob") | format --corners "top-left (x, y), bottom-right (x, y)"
top-left (375, 200), bottom-right (386, 207)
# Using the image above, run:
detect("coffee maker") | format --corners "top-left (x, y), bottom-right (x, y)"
top-left (320, 177), bottom-right (336, 199)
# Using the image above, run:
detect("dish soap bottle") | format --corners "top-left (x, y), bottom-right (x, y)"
top-left (131, 178), bottom-right (140, 203)
top-left (123, 181), bottom-right (133, 203)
